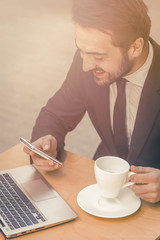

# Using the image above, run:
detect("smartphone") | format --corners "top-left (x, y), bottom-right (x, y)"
top-left (20, 137), bottom-right (62, 166)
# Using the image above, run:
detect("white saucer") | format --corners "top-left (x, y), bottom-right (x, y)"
top-left (77, 184), bottom-right (141, 218)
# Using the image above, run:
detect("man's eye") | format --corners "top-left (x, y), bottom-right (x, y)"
top-left (95, 57), bottom-right (104, 61)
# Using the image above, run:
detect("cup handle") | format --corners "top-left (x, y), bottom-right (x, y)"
top-left (122, 171), bottom-right (136, 188)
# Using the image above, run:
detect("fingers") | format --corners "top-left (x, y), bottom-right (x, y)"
top-left (31, 152), bottom-right (61, 171)
top-left (40, 135), bottom-right (58, 157)
top-left (34, 163), bottom-right (61, 172)
top-left (139, 192), bottom-right (160, 203)
top-left (129, 166), bottom-right (160, 203)
top-left (130, 166), bottom-right (160, 184)
top-left (23, 135), bottom-right (61, 172)
top-left (130, 183), bottom-right (149, 195)
top-left (30, 151), bottom-right (61, 172)
top-left (130, 165), bottom-right (155, 174)
top-left (130, 183), bottom-right (160, 203)
top-left (39, 135), bottom-right (56, 151)
top-left (130, 172), bottom-right (152, 184)
top-left (23, 146), bottom-right (32, 155)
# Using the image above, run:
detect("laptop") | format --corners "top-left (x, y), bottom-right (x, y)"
top-left (0, 164), bottom-right (78, 238)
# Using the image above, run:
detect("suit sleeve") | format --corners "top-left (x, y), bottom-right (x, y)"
top-left (31, 51), bottom-right (86, 157)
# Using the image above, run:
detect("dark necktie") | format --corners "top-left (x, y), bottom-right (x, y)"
top-left (113, 78), bottom-right (128, 159)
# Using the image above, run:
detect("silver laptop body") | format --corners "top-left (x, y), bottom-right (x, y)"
top-left (0, 165), bottom-right (78, 238)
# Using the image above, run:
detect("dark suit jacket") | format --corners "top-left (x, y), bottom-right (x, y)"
top-left (31, 38), bottom-right (160, 169)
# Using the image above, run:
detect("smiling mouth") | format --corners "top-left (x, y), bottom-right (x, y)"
top-left (93, 69), bottom-right (106, 77)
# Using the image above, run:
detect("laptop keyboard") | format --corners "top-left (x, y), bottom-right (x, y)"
top-left (0, 173), bottom-right (46, 230)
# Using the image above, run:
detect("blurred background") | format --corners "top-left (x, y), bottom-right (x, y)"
top-left (0, 0), bottom-right (160, 159)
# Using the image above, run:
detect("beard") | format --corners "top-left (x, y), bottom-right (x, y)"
top-left (93, 53), bottom-right (134, 86)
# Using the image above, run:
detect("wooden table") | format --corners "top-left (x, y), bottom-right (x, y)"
top-left (0, 144), bottom-right (159, 240)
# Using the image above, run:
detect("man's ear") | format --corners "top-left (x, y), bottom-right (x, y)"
top-left (128, 37), bottom-right (144, 58)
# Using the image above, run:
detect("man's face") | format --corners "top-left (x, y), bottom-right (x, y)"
top-left (75, 24), bottom-right (134, 86)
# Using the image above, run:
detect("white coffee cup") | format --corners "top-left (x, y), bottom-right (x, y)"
top-left (95, 156), bottom-right (135, 199)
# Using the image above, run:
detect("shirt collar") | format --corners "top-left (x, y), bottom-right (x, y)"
top-left (125, 41), bottom-right (153, 88)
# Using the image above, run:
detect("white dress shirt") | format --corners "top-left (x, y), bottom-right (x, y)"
top-left (110, 41), bottom-right (153, 147)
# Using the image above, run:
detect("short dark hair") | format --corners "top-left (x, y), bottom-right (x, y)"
top-left (72, 0), bottom-right (151, 49)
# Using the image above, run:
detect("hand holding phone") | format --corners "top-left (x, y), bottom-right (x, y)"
top-left (20, 137), bottom-right (62, 166)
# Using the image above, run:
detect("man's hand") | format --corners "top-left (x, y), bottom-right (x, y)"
top-left (129, 165), bottom-right (160, 203)
top-left (23, 135), bottom-right (61, 172)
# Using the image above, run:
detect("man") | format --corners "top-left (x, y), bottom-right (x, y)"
top-left (24, 0), bottom-right (160, 203)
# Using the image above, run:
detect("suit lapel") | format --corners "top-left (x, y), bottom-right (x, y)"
top-left (128, 40), bottom-right (160, 165)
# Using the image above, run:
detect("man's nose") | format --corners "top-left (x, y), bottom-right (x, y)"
top-left (81, 53), bottom-right (96, 72)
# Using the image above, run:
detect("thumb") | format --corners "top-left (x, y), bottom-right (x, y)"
top-left (131, 165), bottom-right (155, 174)
top-left (41, 138), bottom-right (52, 151)
top-left (23, 146), bottom-right (32, 155)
